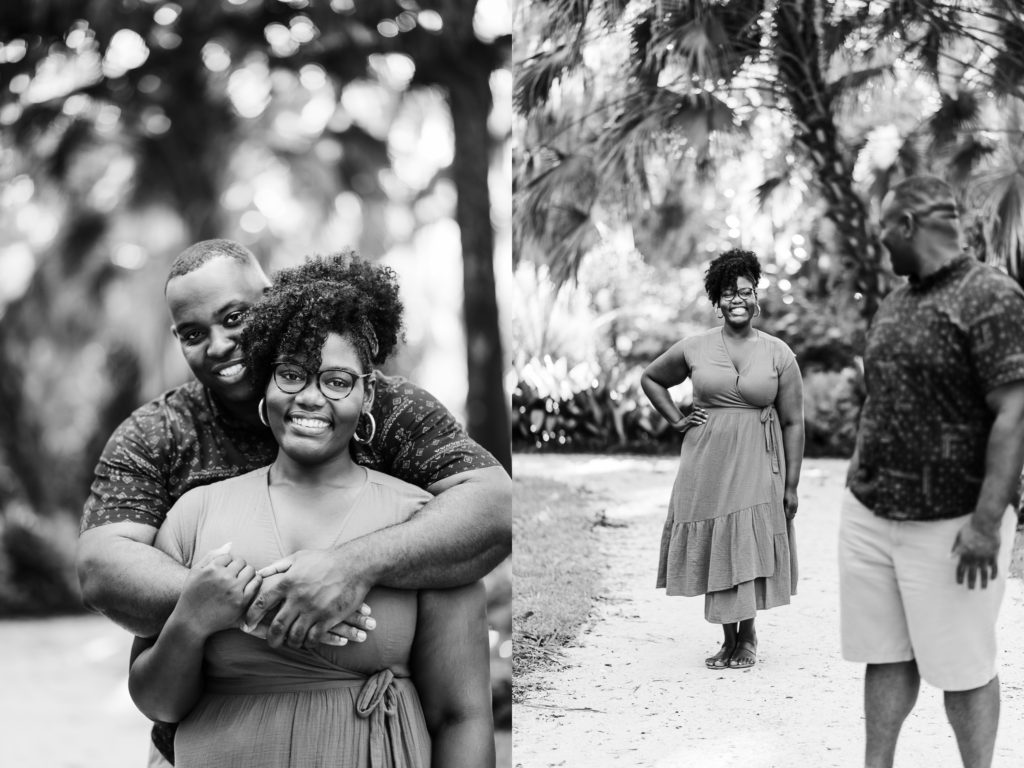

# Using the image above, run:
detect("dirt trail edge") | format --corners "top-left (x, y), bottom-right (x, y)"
top-left (513, 455), bottom-right (1024, 768)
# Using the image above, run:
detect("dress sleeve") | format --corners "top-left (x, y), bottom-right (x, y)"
top-left (364, 377), bottom-right (501, 490)
top-left (774, 337), bottom-right (798, 376)
top-left (678, 335), bottom-right (698, 370)
top-left (967, 277), bottom-right (1024, 392)
top-left (80, 404), bottom-right (177, 532)
top-left (153, 488), bottom-right (204, 568)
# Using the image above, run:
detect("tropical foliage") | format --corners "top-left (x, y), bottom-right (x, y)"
top-left (515, 0), bottom-right (1024, 306)
top-left (511, 0), bottom-right (1024, 457)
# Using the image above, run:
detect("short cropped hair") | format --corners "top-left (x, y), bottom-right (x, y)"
top-left (704, 249), bottom-right (762, 304)
top-left (886, 176), bottom-right (960, 234)
top-left (241, 251), bottom-right (404, 395)
top-left (166, 239), bottom-right (262, 287)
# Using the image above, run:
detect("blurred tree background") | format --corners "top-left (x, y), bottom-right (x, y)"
top-left (512, 0), bottom-right (1024, 460)
top-left (0, 0), bottom-right (512, 732)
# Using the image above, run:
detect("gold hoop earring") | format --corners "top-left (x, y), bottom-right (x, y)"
top-left (258, 398), bottom-right (270, 427)
top-left (754, 304), bottom-right (761, 318)
top-left (353, 412), bottom-right (377, 444)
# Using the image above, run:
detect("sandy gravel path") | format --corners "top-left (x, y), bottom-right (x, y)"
top-left (513, 455), bottom-right (1024, 768)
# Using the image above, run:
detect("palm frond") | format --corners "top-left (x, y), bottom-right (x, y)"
top-left (927, 90), bottom-right (982, 151)
top-left (826, 65), bottom-right (892, 100)
top-left (596, 0), bottom-right (629, 29)
top-left (947, 136), bottom-right (996, 186)
top-left (974, 164), bottom-right (1024, 282)
top-left (644, 0), bottom-right (763, 84)
top-left (514, 44), bottom-right (582, 114)
top-left (597, 88), bottom-right (737, 187)
top-left (896, 134), bottom-right (923, 178)
top-left (513, 151), bottom-right (599, 282)
top-left (988, 18), bottom-right (1024, 98)
top-left (756, 175), bottom-right (788, 210)
top-left (546, 220), bottom-right (602, 287)
top-left (821, 0), bottom-right (874, 57)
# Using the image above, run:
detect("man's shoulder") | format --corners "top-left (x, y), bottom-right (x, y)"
top-left (371, 373), bottom-right (430, 400)
top-left (961, 259), bottom-right (1024, 298)
top-left (369, 373), bottom-right (451, 421)
top-left (109, 380), bottom-right (209, 446)
top-left (125, 380), bottom-right (208, 424)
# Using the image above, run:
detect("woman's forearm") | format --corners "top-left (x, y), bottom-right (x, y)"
top-left (431, 713), bottom-right (496, 768)
top-left (781, 422), bottom-right (804, 491)
top-left (641, 373), bottom-right (684, 425)
top-left (128, 610), bottom-right (209, 723)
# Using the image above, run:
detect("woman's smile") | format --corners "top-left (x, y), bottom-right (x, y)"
top-left (287, 413), bottom-right (333, 436)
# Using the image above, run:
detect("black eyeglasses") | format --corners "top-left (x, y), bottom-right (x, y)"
top-left (272, 362), bottom-right (370, 400)
top-left (721, 288), bottom-right (756, 301)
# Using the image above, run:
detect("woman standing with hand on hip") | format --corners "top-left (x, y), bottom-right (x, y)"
top-left (641, 249), bottom-right (804, 670)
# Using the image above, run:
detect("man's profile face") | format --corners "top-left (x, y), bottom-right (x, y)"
top-left (165, 256), bottom-right (270, 405)
top-left (879, 192), bottom-right (916, 277)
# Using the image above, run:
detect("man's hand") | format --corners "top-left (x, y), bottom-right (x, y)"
top-left (177, 543), bottom-right (261, 635)
top-left (242, 548), bottom-right (377, 650)
top-left (952, 516), bottom-right (1001, 589)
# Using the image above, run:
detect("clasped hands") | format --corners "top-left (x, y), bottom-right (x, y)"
top-left (180, 543), bottom-right (374, 650)
top-left (951, 516), bottom-right (1001, 590)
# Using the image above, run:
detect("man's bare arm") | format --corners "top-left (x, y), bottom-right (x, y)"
top-left (76, 521), bottom-right (187, 637)
top-left (952, 380), bottom-right (1024, 588)
top-left (247, 465), bottom-right (512, 648)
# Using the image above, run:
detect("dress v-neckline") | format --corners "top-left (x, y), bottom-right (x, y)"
top-left (264, 466), bottom-right (370, 557)
top-left (720, 327), bottom-right (759, 376)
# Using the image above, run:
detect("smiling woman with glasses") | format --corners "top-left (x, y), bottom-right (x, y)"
top-left (127, 252), bottom-right (494, 768)
top-left (272, 362), bottom-right (373, 400)
top-left (641, 248), bottom-right (805, 672)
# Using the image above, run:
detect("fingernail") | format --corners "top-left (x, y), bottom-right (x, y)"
top-left (241, 623), bottom-right (253, 633)
top-left (355, 630), bottom-right (366, 642)
top-left (364, 618), bottom-right (376, 630)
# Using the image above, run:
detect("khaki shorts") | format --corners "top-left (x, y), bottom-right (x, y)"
top-left (148, 741), bottom-right (172, 768)
top-left (838, 488), bottom-right (1015, 691)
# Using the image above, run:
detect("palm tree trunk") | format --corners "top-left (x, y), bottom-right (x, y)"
top-left (774, 0), bottom-right (885, 319)
top-left (448, 68), bottom-right (513, 473)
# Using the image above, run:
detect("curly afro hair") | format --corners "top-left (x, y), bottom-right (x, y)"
top-left (242, 251), bottom-right (404, 395)
top-left (703, 249), bottom-right (762, 304)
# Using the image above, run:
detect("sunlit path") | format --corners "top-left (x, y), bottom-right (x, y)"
top-left (0, 615), bottom-right (151, 768)
top-left (513, 455), bottom-right (1024, 768)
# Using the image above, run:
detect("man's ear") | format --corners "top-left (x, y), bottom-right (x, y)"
top-left (900, 211), bottom-right (917, 237)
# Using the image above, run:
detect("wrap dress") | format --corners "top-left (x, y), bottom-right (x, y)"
top-left (656, 327), bottom-right (799, 623)
top-left (155, 466), bottom-right (433, 767)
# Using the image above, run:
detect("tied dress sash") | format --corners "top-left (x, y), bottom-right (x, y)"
top-left (207, 659), bottom-right (421, 768)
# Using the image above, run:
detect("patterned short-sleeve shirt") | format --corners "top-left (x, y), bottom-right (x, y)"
top-left (81, 373), bottom-right (500, 531)
top-left (848, 256), bottom-right (1024, 521)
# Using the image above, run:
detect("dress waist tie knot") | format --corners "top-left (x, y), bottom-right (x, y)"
top-left (760, 406), bottom-right (781, 475)
top-left (356, 669), bottom-right (418, 767)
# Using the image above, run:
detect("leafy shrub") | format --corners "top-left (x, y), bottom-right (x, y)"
top-left (801, 366), bottom-right (864, 458)
top-left (0, 504), bottom-right (83, 616)
top-left (513, 357), bottom-right (682, 453)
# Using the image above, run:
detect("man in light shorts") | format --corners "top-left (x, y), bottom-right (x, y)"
top-left (840, 175), bottom-right (1024, 768)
